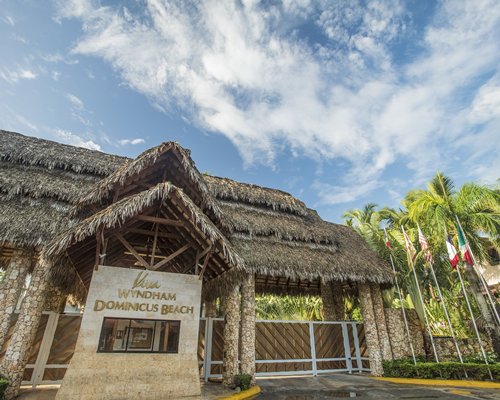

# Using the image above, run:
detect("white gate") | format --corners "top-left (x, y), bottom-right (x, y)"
top-left (199, 318), bottom-right (370, 380)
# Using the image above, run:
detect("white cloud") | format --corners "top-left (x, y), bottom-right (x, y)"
top-left (56, 0), bottom-right (500, 202)
top-left (2, 15), bottom-right (15, 26)
top-left (313, 180), bottom-right (380, 205)
top-left (119, 138), bottom-right (145, 145)
top-left (53, 129), bottom-right (101, 151)
top-left (0, 68), bottom-right (37, 83)
top-left (66, 93), bottom-right (85, 109)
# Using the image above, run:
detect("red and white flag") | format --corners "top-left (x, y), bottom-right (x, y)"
top-left (417, 225), bottom-right (434, 265)
top-left (383, 228), bottom-right (393, 251)
top-left (446, 235), bottom-right (460, 269)
top-left (401, 226), bottom-right (416, 268)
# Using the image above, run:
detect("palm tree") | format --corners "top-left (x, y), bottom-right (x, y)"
top-left (405, 172), bottom-right (500, 355)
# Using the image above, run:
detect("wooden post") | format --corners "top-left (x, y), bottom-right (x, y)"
top-left (222, 282), bottom-right (240, 387)
top-left (358, 283), bottom-right (384, 376)
top-left (0, 249), bottom-right (33, 350)
top-left (240, 274), bottom-right (256, 383)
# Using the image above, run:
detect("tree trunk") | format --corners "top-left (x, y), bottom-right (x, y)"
top-left (370, 284), bottom-right (393, 361)
top-left (222, 283), bottom-right (240, 387)
top-left (0, 257), bottom-right (51, 399)
top-left (359, 283), bottom-right (384, 376)
top-left (0, 249), bottom-right (32, 350)
top-left (240, 274), bottom-right (256, 383)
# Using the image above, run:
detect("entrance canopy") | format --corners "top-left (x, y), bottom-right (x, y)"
top-left (44, 182), bottom-right (243, 302)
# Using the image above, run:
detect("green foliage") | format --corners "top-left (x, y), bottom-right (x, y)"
top-left (342, 172), bottom-right (500, 338)
top-left (382, 359), bottom-right (500, 381)
top-left (234, 374), bottom-right (252, 390)
top-left (256, 294), bottom-right (323, 321)
top-left (0, 375), bottom-right (9, 400)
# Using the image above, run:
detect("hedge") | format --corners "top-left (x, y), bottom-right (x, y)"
top-left (0, 376), bottom-right (9, 400)
top-left (383, 360), bottom-right (500, 381)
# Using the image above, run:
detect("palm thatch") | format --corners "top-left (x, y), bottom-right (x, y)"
top-left (204, 175), bottom-right (308, 217)
top-left (1, 130), bottom-right (392, 298)
top-left (74, 142), bottom-right (224, 222)
top-left (219, 201), bottom-right (337, 244)
top-left (44, 182), bottom-right (243, 273)
top-left (0, 161), bottom-right (99, 203)
top-left (0, 193), bottom-right (77, 248)
top-left (204, 176), bottom-right (393, 291)
top-left (0, 129), bottom-right (125, 175)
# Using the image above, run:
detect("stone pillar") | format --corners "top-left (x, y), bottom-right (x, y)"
top-left (0, 257), bottom-right (51, 399)
top-left (358, 283), bottom-right (383, 376)
top-left (321, 280), bottom-right (345, 320)
top-left (370, 284), bottom-right (393, 361)
top-left (240, 274), bottom-right (256, 383)
top-left (222, 282), bottom-right (240, 387)
top-left (0, 249), bottom-right (32, 350)
top-left (204, 299), bottom-right (217, 318)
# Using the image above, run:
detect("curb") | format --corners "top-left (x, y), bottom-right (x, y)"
top-left (217, 385), bottom-right (261, 399)
top-left (374, 377), bottom-right (500, 389)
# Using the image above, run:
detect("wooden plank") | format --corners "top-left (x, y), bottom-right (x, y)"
top-left (94, 231), bottom-right (101, 271)
top-left (151, 243), bottom-right (191, 271)
top-left (114, 233), bottom-right (150, 269)
top-left (198, 251), bottom-right (212, 280)
top-left (127, 228), bottom-right (176, 239)
top-left (150, 224), bottom-right (159, 267)
top-left (136, 215), bottom-right (183, 226)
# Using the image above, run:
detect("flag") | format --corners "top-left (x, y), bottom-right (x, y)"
top-left (456, 222), bottom-right (474, 266)
top-left (401, 226), bottom-right (416, 267)
top-left (446, 235), bottom-right (460, 269)
top-left (417, 225), bottom-right (434, 265)
top-left (383, 228), bottom-right (393, 250)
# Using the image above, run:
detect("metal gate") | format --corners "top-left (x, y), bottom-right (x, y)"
top-left (198, 318), bottom-right (369, 380)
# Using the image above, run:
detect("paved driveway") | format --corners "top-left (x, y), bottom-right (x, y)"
top-left (256, 374), bottom-right (500, 399)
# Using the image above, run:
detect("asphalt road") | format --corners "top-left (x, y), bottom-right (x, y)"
top-left (256, 374), bottom-right (500, 400)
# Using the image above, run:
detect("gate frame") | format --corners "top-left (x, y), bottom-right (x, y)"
top-left (200, 317), bottom-right (369, 381)
top-left (21, 311), bottom-right (82, 388)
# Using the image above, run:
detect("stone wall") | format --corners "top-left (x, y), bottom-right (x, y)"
top-left (434, 337), bottom-right (494, 361)
top-left (385, 307), bottom-right (495, 362)
top-left (384, 308), bottom-right (425, 359)
top-left (56, 266), bottom-right (202, 400)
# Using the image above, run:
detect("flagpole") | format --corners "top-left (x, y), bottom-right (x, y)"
top-left (455, 262), bottom-right (493, 380)
top-left (401, 226), bottom-right (440, 363)
top-left (384, 228), bottom-right (417, 365)
top-left (455, 216), bottom-right (500, 325)
top-left (417, 224), bottom-right (466, 374)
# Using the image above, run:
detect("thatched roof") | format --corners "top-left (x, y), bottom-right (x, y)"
top-left (0, 130), bottom-right (392, 296)
top-left (74, 142), bottom-right (224, 223)
top-left (204, 175), bottom-right (308, 217)
top-left (0, 130), bottom-right (114, 248)
top-left (0, 194), bottom-right (76, 248)
top-left (202, 176), bottom-right (393, 292)
top-left (45, 182), bottom-right (241, 268)
top-left (0, 161), bottom-right (99, 203)
top-left (44, 182), bottom-right (243, 301)
top-left (0, 129), bottom-right (126, 175)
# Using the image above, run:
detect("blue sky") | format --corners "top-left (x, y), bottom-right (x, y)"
top-left (1, 0), bottom-right (499, 223)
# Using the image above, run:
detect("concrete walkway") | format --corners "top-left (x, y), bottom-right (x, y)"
top-left (18, 382), bottom-right (234, 400)
top-left (256, 374), bottom-right (500, 399)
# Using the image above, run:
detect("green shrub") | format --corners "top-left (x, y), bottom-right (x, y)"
top-left (383, 360), bottom-right (500, 382)
top-left (234, 374), bottom-right (253, 390)
top-left (0, 375), bottom-right (9, 400)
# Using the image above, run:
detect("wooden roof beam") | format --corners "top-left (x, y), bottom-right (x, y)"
top-left (151, 243), bottom-right (191, 271)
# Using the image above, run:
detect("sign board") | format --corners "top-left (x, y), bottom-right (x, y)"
top-left (56, 266), bottom-right (202, 399)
